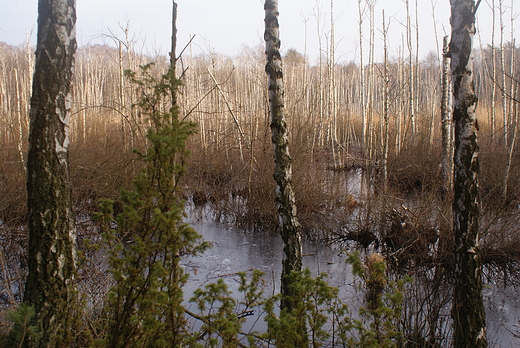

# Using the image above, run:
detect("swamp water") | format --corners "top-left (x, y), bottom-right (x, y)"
top-left (180, 219), bottom-right (520, 347)
top-left (72, 169), bottom-right (520, 346)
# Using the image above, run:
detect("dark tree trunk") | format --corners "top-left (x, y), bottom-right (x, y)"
top-left (450, 0), bottom-right (487, 347)
top-left (264, 0), bottom-right (303, 310)
top-left (23, 0), bottom-right (77, 347)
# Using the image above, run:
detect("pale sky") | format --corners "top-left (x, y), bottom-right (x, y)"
top-left (1, 0), bottom-right (517, 64)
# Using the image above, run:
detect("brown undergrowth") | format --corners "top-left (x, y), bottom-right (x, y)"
top-left (2, 112), bottom-right (519, 270)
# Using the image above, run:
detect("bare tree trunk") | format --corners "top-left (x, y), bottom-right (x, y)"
top-left (13, 69), bottom-right (26, 173)
top-left (414, 0), bottom-right (420, 136)
top-left (329, 0), bottom-right (340, 168)
top-left (406, 0), bottom-right (416, 137)
top-left (450, 0), bottom-right (487, 346)
top-left (490, 0), bottom-right (496, 146)
top-left (315, 3), bottom-right (325, 149)
top-left (441, 36), bottom-right (454, 195)
top-left (170, 0), bottom-right (178, 107)
top-left (396, 44), bottom-right (404, 154)
top-left (358, 0), bottom-right (367, 153)
top-left (207, 67), bottom-right (247, 161)
top-left (507, 2), bottom-right (515, 142)
top-left (118, 40), bottom-right (127, 148)
top-left (367, 0), bottom-right (376, 158)
top-left (170, 2), bottom-right (184, 343)
top-left (382, 10), bottom-right (389, 190)
top-left (430, 0), bottom-right (441, 60)
top-left (503, 38), bottom-right (516, 199)
top-left (264, 0), bottom-right (303, 313)
top-left (499, 0), bottom-right (508, 149)
top-left (23, 0), bottom-right (77, 347)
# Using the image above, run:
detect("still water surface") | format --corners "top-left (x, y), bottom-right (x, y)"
top-left (181, 220), bottom-right (520, 347)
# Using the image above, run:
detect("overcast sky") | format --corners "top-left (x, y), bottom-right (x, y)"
top-left (1, 0), bottom-right (518, 64)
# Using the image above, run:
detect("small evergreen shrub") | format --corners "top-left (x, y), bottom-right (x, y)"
top-left (186, 270), bottom-right (265, 347)
top-left (346, 251), bottom-right (411, 347)
top-left (4, 303), bottom-right (37, 348)
top-left (92, 64), bottom-right (209, 347)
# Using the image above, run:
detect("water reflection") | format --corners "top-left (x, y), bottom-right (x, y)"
top-left (183, 221), bottom-right (356, 298)
top-left (181, 221), bottom-right (520, 347)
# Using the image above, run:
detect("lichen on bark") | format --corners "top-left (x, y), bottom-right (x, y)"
top-left (23, 0), bottom-right (78, 347)
top-left (264, 0), bottom-right (303, 312)
top-left (449, 1), bottom-right (487, 347)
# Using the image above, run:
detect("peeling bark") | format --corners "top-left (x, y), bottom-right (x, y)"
top-left (23, 0), bottom-right (77, 347)
top-left (449, 0), bottom-right (487, 346)
top-left (264, 0), bottom-right (303, 310)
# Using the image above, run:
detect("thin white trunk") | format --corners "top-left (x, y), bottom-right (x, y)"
top-left (207, 67), bottom-right (247, 161)
top-left (358, 0), bottom-right (367, 153)
top-left (499, 0), bottom-right (508, 148)
top-left (503, 38), bottom-right (516, 199)
top-left (491, 0), bottom-right (496, 146)
top-left (508, 2), bottom-right (515, 139)
top-left (367, 0), bottom-right (376, 158)
top-left (382, 10), bottom-right (389, 190)
top-left (329, 0), bottom-right (340, 167)
top-left (396, 43), bottom-right (404, 153)
top-left (406, 0), bottom-right (416, 136)
top-left (441, 36), bottom-right (453, 195)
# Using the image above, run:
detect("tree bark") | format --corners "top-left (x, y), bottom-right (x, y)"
top-left (23, 0), bottom-right (77, 347)
top-left (329, 0), bottom-right (340, 168)
top-left (450, 0), bottom-right (487, 346)
top-left (170, 1), bottom-right (177, 70)
top-left (503, 39), bottom-right (517, 200)
top-left (499, 0), bottom-right (508, 149)
top-left (381, 10), bottom-right (390, 190)
top-left (264, 0), bottom-right (303, 310)
top-left (358, 0), bottom-right (367, 154)
top-left (490, 0), bottom-right (496, 146)
top-left (406, 0), bottom-right (416, 137)
top-left (441, 36), bottom-right (454, 196)
top-left (367, 0), bottom-right (375, 158)
top-left (170, 0), bottom-right (178, 108)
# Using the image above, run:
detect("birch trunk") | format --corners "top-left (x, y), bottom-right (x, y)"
top-left (441, 36), bottom-right (454, 195)
top-left (499, 0), bottom-right (507, 148)
top-left (264, 0), bottom-right (303, 312)
top-left (316, 5), bottom-right (325, 149)
top-left (503, 39), bottom-right (516, 199)
top-left (396, 44), bottom-right (403, 153)
top-left (358, 0), bottom-right (367, 153)
top-left (382, 11), bottom-right (389, 190)
top-left (329, 0), bottom-right (340, 168)
top-left (490, 0), bottom-right (496, 146)
top-left (507, 3), bottom-right (515, 144)
top-left (367, 0), bottom-right (375, 158)
top-left (450, 0), bottom-right (487, 346)
top-left (170, 0), bottom-right (178, 107)
top-left (23, 0), bottom-right (77, 346)
top-left (406, 0), bottom-right (416, 137)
